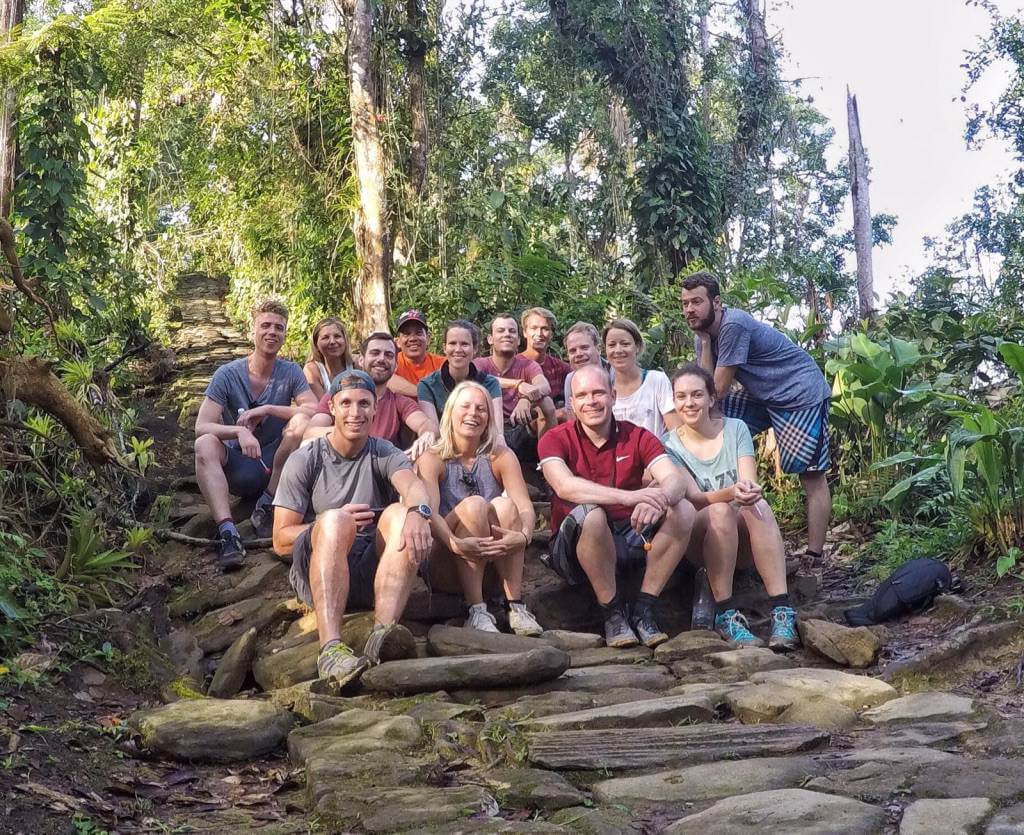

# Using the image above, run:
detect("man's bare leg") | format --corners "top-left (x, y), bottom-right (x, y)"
top-left (800, 471), bottom-right (830, 555)
top-left (308, 508), bottom-right (357, 646)
top-left (575, 507), bottom-right (618, 605)
top-left (194, 434), bottom-right (232, 522)
top-left (268, 413), bottom-right (311, 494)
top-left (372, 504), bottom-right (421, 626)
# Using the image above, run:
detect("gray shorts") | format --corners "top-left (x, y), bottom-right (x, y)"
top-left (289, 524), bottom-right (378, 610)
top-left (545, 504), bottom-right (659, 586)
top-left (223, 438), bottom-right (280, 498)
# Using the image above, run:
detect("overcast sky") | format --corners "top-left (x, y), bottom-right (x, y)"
top-left (771, 0), bottom-right (1020, 300)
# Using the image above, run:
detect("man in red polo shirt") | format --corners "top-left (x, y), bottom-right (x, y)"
top-left (538, 365), bottom-right (696, 649)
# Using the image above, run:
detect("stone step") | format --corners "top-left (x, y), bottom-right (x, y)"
top-left (527, 723), bottom-right (829, 770)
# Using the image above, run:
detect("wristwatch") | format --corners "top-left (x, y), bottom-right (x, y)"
top-left (410, 504), bottom-right (432, 520)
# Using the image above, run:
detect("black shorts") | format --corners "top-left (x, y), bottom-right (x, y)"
top-left (545, 504), bottom-right (659, 586)
top-left (504, 422), bottom-right (538, 464)
top-left (222, 438), bottom-right (280, 498)
top-left (289, 524), bottom-right (378, 610)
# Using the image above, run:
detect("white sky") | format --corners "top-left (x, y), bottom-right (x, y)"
top-left (771, 0), bottom-right (1021, 300)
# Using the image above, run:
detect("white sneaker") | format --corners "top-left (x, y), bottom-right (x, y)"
top-left (465, 603), bottom-right (499, 633)
top-left (508, 602), bottom-right (543, 637)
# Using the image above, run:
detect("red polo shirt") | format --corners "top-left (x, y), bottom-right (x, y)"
top-left (537, 418), bottom-right (667, 530)
top-left (522, 352), bottom-right (571, 404)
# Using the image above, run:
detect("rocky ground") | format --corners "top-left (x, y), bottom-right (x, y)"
top-left (3, 276), bottom-right (1024, 834)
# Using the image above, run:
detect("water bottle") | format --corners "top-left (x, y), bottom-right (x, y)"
top-left (691, 567), bottom-right (716, 631)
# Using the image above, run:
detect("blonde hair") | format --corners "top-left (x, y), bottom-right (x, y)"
top-left (521, 307), bottom-right (557, 331)
top-left (432, 381), bottom-right (498, 461)
top-left (251, 297), bottom-right (289, 322)
top-left (307, 316), bottom-right (354, 369)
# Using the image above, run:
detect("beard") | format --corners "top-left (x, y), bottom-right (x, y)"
top-left (689, 308), bottom-right (716, 332)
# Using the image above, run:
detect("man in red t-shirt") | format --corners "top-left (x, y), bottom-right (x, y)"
top-left (474, 313), bottom-right (556, 461)
top-left (307, 332), bottom-right (438, 461)
top-left (538, 365), bottom-right (696, 649)
top-left (391, 309), bottom-right (445, 397)
top-left (519, 307), bottom-right (570, 413)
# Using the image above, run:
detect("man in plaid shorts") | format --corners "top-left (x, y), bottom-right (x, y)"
top-left (680, 271), bottom-right (832, 560)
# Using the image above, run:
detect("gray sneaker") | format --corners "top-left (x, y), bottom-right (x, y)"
top-left (249, 500), bottom-right (273, 539)
top-left (317, 641), bottom-right (369, 687)
top-left (604, 609), bottom-right (639, 648)
top-left (630, 608), bottom-right (668, 648)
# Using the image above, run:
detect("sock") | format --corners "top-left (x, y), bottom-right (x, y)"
top-left (505, 598), bottom-right (524, 609)
top-left (805, 549), bottom-right (823, 559)
top-left (715, 596), bottom-right (735, 615)
top-left (633, 591), bottom-right (659, 617)
top-left (599, 590), bottom-right (624, 616)
top-left (217, 519), bottom-right (238, 538)
top-left (768, 593), bottom-right (792, 609)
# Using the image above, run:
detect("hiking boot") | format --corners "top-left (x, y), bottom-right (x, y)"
top-left (465, 603), bottom-right (500, 633)
top-left (768, 606), bottom-right (800, 651)
top-left (249, 500), bottom-right (274, 539)
top-left (604, 608), bottom-right (639, 649)
top-left (317, 641), bottom-right (369, 688)
top-left (216, 530), bottom-right (246, 572)
top-left (363, 623), bottom-right (416, 665)
top-left (630, 607), bottom-right (668, 648)
top-left (714, 609), bottom-right (765, 648)
top-left (508, 602), bottom-right (543, 637)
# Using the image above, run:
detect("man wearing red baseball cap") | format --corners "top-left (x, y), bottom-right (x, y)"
top-left (389, 309), bottom-right (445, 398)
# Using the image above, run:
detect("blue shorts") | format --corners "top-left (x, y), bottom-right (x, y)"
top-left (543, 504), bottom-right (659, 586)
top-left (222, 438), bottom-right (280, 498)
top-left (289, 524), bottom-right (378, 610)
top-left (721, 392), bottom-right (830, 474)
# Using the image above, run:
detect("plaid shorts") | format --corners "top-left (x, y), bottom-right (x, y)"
top-left (721, 391), bottom-right (831, 474)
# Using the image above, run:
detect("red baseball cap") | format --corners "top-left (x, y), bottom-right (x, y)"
top-left (396, 309), bottom-right (428, 331)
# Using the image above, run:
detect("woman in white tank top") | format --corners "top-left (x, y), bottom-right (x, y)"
top-left (603, 317), bottom-right (680, 436)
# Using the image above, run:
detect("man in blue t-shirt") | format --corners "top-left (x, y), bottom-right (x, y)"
top-left (680, 271), bottom-right (832, 560)
top-left (195, 298), bottom-right (317, 570)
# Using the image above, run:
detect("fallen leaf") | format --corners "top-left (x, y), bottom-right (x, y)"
top-left (161, 769), bottom-right (198, 787)
top-left (81, 668), bottom-right (107, 687)
top-left (13, 653), bottom-right (55, 675)
top-left (217, 609), bottom-right (242, 626)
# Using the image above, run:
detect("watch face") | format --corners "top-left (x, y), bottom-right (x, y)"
top-left (415, 504), bottom-right (432, 519)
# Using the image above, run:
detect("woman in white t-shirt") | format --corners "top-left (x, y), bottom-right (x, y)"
top-left (663, 363), bottom-right (797, 651)
top-left (603, 318), bottom-right (680, 436)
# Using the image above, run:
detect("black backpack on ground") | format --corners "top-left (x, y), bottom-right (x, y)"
top-left (844, 558), bottom-right (959, 627)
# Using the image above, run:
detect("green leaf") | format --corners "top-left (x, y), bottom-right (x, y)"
top-left (0, 589), bottom-right (26, 621)
top-left (998, 342), bottom-right (1024, 380)
top-left (996, 553), bottom-right (1017, 578)
top-left (486, 190), bottom-right (506, 210)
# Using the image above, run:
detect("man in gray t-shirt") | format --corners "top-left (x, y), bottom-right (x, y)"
top-left (273, 369), bottom-right (434, 689)
top-left (681, 271), bottom-right (832, 559)
top-left (194, 299), bottom-right (317, 571)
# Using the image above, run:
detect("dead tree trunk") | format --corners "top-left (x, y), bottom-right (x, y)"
top-left (341, 0), bottom-right (392, 335)
top-left (847, 88), bottom-right (875, 322)
top-left (0, 0), bottom-right (24, 219)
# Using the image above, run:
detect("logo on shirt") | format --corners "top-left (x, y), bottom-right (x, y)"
top-left (616, 455), bottom-right (630, 462)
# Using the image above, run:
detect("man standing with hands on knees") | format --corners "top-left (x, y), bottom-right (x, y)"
top-left (272, 370), bottom-right (434, 687)
top-left (680, 271), bottom-right (833, 560)
top-left (538, 365), bottom-right (696, 648)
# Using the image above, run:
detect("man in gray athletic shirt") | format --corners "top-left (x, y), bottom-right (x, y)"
top-left (680, 271), bottom-right (832, 560)
top-left (273, 369), bottom-right (434, 687)
top-left (195, 298), bottom-right (316, 571)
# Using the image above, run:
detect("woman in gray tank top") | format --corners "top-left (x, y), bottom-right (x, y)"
top-left (417, 381), bottom-right (544, 636)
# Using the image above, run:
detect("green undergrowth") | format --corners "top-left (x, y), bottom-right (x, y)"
top-left (859, 518), bottom-right (973, 580)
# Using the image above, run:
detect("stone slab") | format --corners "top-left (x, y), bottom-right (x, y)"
top-left (751, 668), bottom-right (897, 709)
top-left (653, 630), bottom-right (729, 663)
top-left (524, 694), bottom-right (715, 731)
top-left (862, 692), bottom-right (977, 725)
top-left (900, 797), bottom-right (992, 834)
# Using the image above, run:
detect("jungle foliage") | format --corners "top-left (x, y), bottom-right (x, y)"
top-left (2, 0), bottom-right (1024, 650)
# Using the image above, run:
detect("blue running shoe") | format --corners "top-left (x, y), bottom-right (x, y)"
top-left (714, 609), bottom-right (764, 648)
top-left (768, 606), bottom-right (800, 651)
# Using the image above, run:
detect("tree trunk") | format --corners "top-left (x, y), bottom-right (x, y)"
top-left (733, 0), bottom-right (771, 169)
top-left (341, 0), bottom-right (392, 335)
top-left (0, 0), bottom-right (24, 219)
top-left (405, 0), bottom-right (428, 199)
top-left (847, 88), bottom-right (875, 322)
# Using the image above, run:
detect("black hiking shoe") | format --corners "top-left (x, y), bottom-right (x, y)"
top-left (249, 501), bottom-right (274, 539)
top-left (216, 530), bottom-right (246, 572)
top-left (630, 607), bottom-right (669, 648)
top-left (604, 608), bottom-right (639, 649)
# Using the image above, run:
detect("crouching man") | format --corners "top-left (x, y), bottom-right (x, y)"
top-left (538, 365), bottom-right (696, 648)
top-left (272, 370), bottom-right (434, 687)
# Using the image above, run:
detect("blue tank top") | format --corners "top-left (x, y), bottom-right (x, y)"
top-left (439, 455), bottom-right (503, 516)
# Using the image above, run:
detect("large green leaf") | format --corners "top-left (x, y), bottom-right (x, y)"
top-left (998, 341), bottom-right (1024, 379)
top-left (888, 337), bottom-right (922, 368)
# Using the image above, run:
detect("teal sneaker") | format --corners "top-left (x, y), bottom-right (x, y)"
top-left (768, 606), bottom-right (800, 651)
top-left (714, 609), bottom-right (765, 648)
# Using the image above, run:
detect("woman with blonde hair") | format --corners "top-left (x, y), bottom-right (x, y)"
top-left (417, 380), bottom-right (543, 635)
top-left (303, 317), bottom-right (355, 399)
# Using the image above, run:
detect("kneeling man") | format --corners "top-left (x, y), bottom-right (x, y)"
top-left (272, 370), bottom-right (433, 686)
top-left (538, 365), bottom-right (695, 648)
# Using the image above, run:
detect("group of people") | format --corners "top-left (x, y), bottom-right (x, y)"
top-left (193, 272), bottom-right (832, 686)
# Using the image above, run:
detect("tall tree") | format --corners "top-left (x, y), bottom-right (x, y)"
top-left (340, 0), bottom-right (392, 334)
top-left (847, 88), bottom-right (875, 321)
top-left (0, 0), bottom-right (24, 218)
